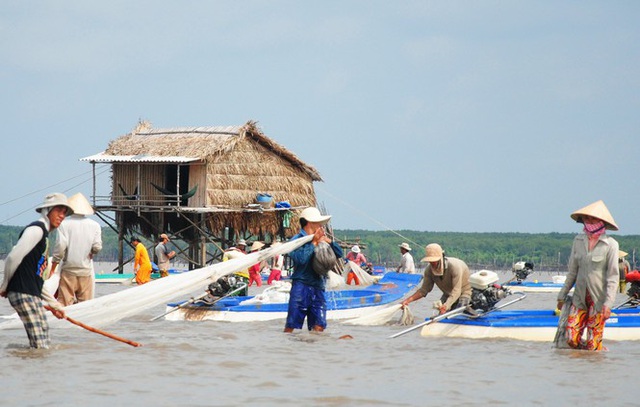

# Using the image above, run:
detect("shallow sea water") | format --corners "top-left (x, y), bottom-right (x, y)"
top-left (0, 271), bottom-right (638, 407)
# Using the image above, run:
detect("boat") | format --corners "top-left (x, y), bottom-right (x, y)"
top-left (504, 279), bottom-right (567, 293)
top-left (504, 261), bottom-right (568, 292)
top-left (94, 273), bottom-right (139, 284)
top-left (164, 272), bottom-right (423, 322)
top-left (420, 307), bottom-right (640, 341)
top-left (94, 269), bottom-right (190, 284)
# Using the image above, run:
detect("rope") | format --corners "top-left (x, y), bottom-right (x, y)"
top-left (0, 165), bottom-right (110, 224)
top-left (315, 185), bottom-right (422, 248)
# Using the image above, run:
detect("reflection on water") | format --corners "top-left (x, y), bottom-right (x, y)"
top-left (0, 271), bottom-right (637, 406)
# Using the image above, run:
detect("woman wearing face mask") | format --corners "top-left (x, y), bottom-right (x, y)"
top-left (557, 200), bottom-right (620, 351)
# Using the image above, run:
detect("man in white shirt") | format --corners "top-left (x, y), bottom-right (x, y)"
top-left (396, 242), bottom-right (415, 274)
top-left (51, 193), bottom-right (102, 306)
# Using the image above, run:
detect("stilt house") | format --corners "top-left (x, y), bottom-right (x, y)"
top-left (81, 120), bottom-right (322, 271)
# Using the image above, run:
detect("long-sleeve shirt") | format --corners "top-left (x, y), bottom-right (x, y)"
top-left (0, 215), bottom-right (62, 310)
top-left (397, 252), bottom-right (415, 273)
top-left (288, 229), bottom-right (344, 290)
top-left (558, 233), bottom-right (619, 311)
top-left (417, 257), bottom-right (471, 311)
top-left (134, 243), bottom-right (152, 273)
top-left (52, 214), bottom-right (102, 276)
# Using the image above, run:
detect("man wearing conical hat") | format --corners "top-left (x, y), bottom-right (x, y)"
top-left (557, 200), bottom-right (620, 351)
top-left (248, 241), bottom-right (265, 287)
top-left (51, 193), bottom-right (103, 306)
top-left (618, 250), bottom-right (631, 294)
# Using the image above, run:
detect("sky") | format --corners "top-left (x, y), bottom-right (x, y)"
top-left (1, 1), bottom-right (639, 234)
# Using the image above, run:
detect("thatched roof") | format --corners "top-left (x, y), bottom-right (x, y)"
top-left (104, 120), bottom-right (322, 181)
top-left (92, 120), bottom-right (323, 241)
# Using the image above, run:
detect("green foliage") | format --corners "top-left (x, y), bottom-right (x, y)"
top-left (333, 230), bottom-right (640, 271)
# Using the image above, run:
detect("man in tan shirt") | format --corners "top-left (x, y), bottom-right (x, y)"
top-left (402, 243), bottom-right (471, 315)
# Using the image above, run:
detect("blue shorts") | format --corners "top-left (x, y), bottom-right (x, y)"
top-left (285, 281), bottom-right (327, 330)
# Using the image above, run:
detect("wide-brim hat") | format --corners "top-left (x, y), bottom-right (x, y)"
top-left (35, 192), bottom-right (74, 215)
top-left (619, 250), bottom-right (629, 258)
top-left (299, 207), bottom-right (331, 224)
top-left (570, 200), bottom-right (619, 231)
top-left (421, 243), bottom-right (444, 263)
top-left (250, 241), bottom-right (265, 252)
top-left (399, 242), bottom-right (412, 251)
top-left (237, 239), bottom-right (247, 246)
top-left (351, 245), bottom-right (361, 253)
top-left (67, 193), bottom-right (94, 216)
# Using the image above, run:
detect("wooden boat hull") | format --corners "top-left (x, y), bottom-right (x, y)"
top-left (165, 272), bottom-right (422, 322)
top-left (421, 308), bottom-right (640, 341)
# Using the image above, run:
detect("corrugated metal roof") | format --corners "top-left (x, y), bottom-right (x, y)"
top-left (80, 151), bottom-right (201, 163)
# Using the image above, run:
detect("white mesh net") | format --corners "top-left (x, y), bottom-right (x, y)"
top-left (342, 304), bottom-right (415, 326)
top-left (344, 261), bottom-right (376, 286)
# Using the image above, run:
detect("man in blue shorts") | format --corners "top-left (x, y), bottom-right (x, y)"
top-left (284, 207), bottom-right (343, 333)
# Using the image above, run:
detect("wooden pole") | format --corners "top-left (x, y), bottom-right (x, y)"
top-left (46, 307), bottom-right (142, 347)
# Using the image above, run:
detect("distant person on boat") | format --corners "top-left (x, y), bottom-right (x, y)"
top-left (50, 193), bottom-right (103, 306)
top-left (268, 242), bottom-right (284, 285)
top-left (0, 193), bottom-right (71, 348)
top-left (619, 250), bottom-right (631, 294)
top-left (346, 245), bottom-right (368, 285)
top-left (132, 237), bottom-right (153, 285)
top-left (284, 207), bottom-right (343, 333)
top-left (557, 200), bottom-right (620, 351)
top-left (401, 243), bottom-right (471, 315)
top-left (396, 242), bottom-right (416, 274)
top-left (155, 233), bottom-right (176, 278)
top-left (248, 241), bottom-right (265, 287)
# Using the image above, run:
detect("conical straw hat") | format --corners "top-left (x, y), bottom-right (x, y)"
top-left (619, 250), bottom-right (628, 258)
top-left (67, 193), bottom-right (94, 216)
top-left (570, 200), bottom-right (618, 231)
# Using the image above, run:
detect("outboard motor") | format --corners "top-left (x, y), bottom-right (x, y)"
top-left (207, 274), bottom-right (247, 298)
top-left (512, 261), bottom-right (534, 282)
top-left (469, 270), bottom-right (510, 313)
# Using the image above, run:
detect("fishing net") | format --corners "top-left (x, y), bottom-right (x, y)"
top-left (553, 294), bottom-right (572, 349)
top-left (326, 270), bottom-right (345, 289)
top-left (0, 235), bottom-right (313, 330)
top-left (399, 305), bottom-right (415, 325)
top-left (342, 304), bottom-right (400, 325)
top-left (239, 281), bottom-right (291, 305)
top-left (344, 261), bottom-right (376, 286)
